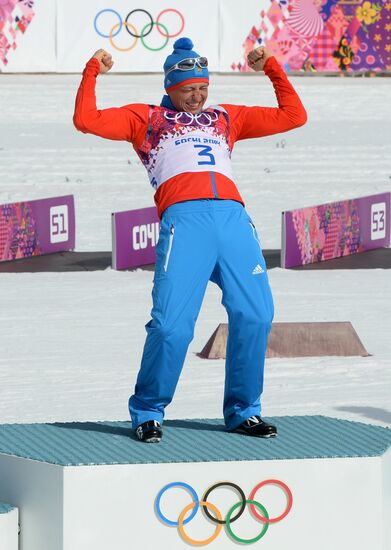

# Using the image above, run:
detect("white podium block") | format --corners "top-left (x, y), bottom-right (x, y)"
top-left (0, 416), bottom-right (390, 550)
top-left (0, 503), bottom-right (18, 550)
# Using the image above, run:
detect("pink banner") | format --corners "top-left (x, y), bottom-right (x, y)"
top-left (233, 0), bottom-right (391, 73)
top-left (0, 0), bottom-right (35, 66)
top-left (282, 192), bottom-right (391, 268)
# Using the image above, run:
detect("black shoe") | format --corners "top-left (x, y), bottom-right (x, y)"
top-left (136, 420), bottom-right (162, 443)
top-left (233, 416), bottom-right (277, 438)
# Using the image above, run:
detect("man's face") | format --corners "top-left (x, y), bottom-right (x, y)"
top-left (168, 82), bottom-right (209, 114)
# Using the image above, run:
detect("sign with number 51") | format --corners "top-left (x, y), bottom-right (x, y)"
top-left (50, 205), bottom-right (69, 243)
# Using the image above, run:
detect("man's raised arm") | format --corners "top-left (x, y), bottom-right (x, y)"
top-left (73, 49), bottom-right (148, 144)
top-left (222, 46), bottom-right (307, 143)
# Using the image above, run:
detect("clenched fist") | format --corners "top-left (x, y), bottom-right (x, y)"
top-left (92, 49), bottom-right (114, 74)
top-left (247, 46), bottom-right (273, 72)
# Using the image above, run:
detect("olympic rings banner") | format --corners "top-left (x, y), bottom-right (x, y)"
top-left (56, 0), bottom-right (220, 73)
top-left (155, 479), bottom-right (293, 546)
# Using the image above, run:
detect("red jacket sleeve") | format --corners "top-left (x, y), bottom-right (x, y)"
top-left (73, 58), bottom-right (148, 147)
top-left (221, 56), bottom-right (307, 144)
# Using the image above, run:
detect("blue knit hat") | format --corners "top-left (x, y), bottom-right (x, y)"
top-left (163, 37), bottom-right (209, 92)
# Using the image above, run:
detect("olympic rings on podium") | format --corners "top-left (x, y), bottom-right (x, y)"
top-left (249, 479), bottom-right (293, 523)
top-left (178, 501), bottom-right (223, 545)
top-left (226, 500), bottom-right (269, 544)
top-left (202, 482), bottom-right (246, 524)
top-left (155, 481), bottom-right (199, 526)
top-left (93, 8), bottom-right (185, 52)
top-left (155, 478), bottom-right (293, 546)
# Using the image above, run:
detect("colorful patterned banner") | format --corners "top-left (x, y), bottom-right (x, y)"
top-left (233, 0), bottom-right (391, 71)
top-left (0, 0), bottom-right (35, 66)
top-left (0, 195), bottom-right (75, 262)
top-left (281, 192), bottom-right (391, 267)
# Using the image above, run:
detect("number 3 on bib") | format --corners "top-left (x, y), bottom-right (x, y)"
top-left (194, 145), bottom-right (216, 166)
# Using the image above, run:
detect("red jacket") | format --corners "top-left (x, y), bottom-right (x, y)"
top-left (74, 57), bottom-right (307, 218)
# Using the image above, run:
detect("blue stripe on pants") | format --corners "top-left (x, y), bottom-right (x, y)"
top-left (128, 199), bottom-right (274, 430)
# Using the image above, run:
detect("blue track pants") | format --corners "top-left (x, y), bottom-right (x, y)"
top-left (129, 199), bottom-right (274, 430)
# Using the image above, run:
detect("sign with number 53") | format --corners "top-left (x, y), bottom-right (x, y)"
top-left (371, 202), bottom-right (386, 240)
top-left (281, 192), bottom-right (390, 268)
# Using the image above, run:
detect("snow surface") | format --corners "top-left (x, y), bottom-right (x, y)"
top-left (0, 72), bottom-right (390, 427)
